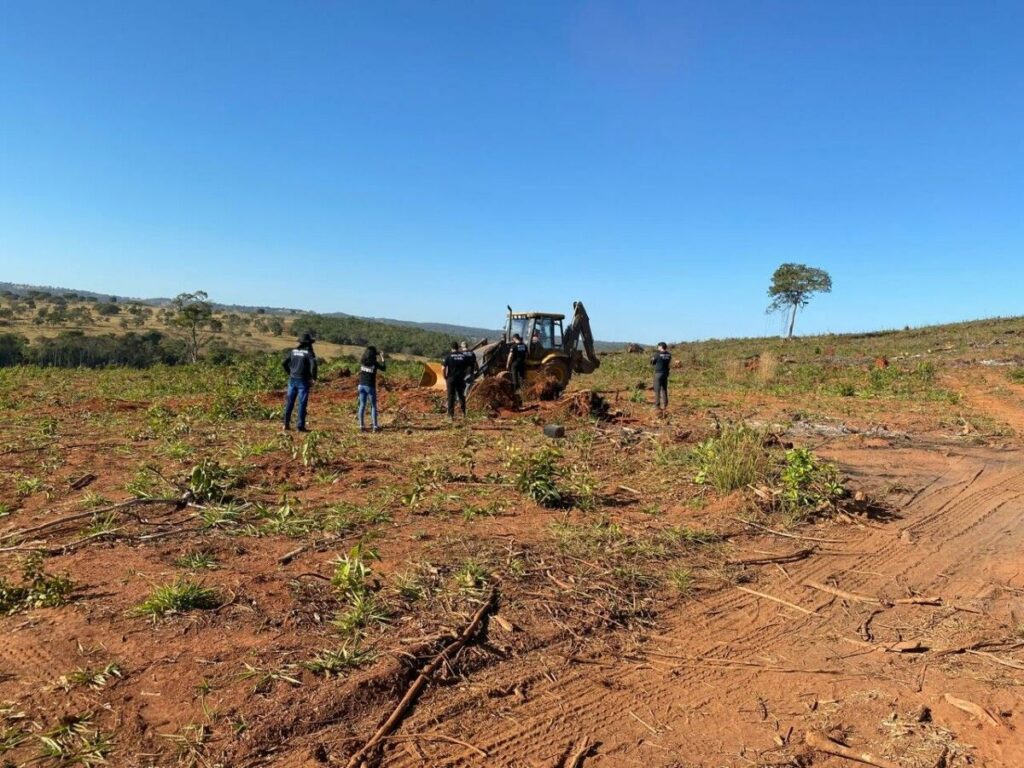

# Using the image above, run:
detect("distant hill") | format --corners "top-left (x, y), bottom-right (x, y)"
top-left (0, 281), bottom-right (634, 350)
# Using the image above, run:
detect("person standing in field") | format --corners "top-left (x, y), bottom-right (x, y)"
top-left (357, 345), bottom-right (386, 432)
top-left (442, 341), bottom-right (471, 421)
top-left (506, 334), bottom-right (528, 392)
top-left (651, 342), bottom-right (672, 410)
top-left (283, 332), bottom-right (318, 431)
top-left (460, 340), bottom-right (478, 396)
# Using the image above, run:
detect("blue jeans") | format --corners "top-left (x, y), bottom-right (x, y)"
top-left (284, 377), bottom-right (310, 430)
top-left (358, 384), bottom-right (378, 429)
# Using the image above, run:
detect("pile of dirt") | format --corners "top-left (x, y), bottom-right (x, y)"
top-left (524, 372), bottom-right (561, 401)
top-left (560, 389), bottom-right (613, 420)
top-left (469, 376), bottom-right (517, 412)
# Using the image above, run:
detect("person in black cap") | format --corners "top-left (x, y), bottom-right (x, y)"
top-left (442, 341), bottom-right (471, 420)
top-left (651, 342), bottom-right (671, 410)
top-left (282, 332), bottom-right (318, 431)
top-left (357, 345), bottom-right (385, 432)
top-left (506, 334), bottom-right (528, 392)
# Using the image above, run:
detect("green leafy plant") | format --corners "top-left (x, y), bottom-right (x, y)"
top-left (332, 591), bottom-right (388, 636)
top-left (508, 445), bottom-right (565, 507)
top-left (175, 550), bottom-right (218, 570)
top-left (58, 662), bottom-right (123, 692)
top-left (330, 544), bottom-right (378, 595)
top-left (36, 713), bottom-right (113, 766)
top-left (0, 555), bottom-right (75, 615)
top-left (777, 448), bottom-right (845, 521)
top-left (186, 458), bottom-right (234, 503)
top-left (302, 643), bottom-right (376, 677)
top-left (132, 579), bottom-right (221, 619)
top-left (692, 425), bottom-right (772, 493)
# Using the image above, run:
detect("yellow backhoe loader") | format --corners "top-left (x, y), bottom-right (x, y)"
top-left (420, 301), bottom-right (600, 395)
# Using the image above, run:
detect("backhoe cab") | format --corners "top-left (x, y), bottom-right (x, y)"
top-left (419, 301), bottom-right (600, 397)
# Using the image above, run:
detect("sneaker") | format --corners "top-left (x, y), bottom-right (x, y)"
top-left (297, 427), bottom-right (309, 433)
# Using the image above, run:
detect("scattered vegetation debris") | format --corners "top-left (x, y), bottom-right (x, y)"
top-left (0, 554), bottom-right (75, 615)
top-left (560, 390), bottom-right (612, 420)
top-left (468, 376), bottom-right (517, 412)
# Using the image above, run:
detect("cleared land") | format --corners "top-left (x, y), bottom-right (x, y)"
top-left (3, 316), bottom-right (1024, 767)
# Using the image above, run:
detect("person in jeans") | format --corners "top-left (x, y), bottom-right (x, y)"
top-left (651, 342), bottom-right (672, 410)
top-left (283, 333), bottom-right (318, 431)
top-left (357, 345), bottom-right (385, 432)
top-left (442, 342), bottom-right (471, 420)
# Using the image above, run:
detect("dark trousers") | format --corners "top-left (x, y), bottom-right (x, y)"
top-left (510, 363), bottom-right (525, 391)
top-left (446, 378), bottom-right (466, 417)
top-left (284, 377), bottom-right (310, 429)
top-left (654, 374), bottom-right (669, 409)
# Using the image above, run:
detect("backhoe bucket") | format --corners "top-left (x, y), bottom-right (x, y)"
top-left (419, 363), bottom-right (447, 391)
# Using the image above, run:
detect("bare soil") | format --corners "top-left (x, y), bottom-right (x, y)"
top-left (2, 362), bottom-right (1023, 767)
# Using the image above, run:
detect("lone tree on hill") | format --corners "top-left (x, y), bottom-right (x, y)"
top-left (767, 263), bottom-right (832, 338)
top-left (170, 291), bottom-right (222, 362)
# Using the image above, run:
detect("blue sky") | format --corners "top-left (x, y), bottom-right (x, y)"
top-left (1, 1), bottom-right (1022, 343)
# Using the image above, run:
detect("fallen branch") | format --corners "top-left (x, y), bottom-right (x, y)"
top-left (730, 517), bottom-right (844, 543)
top-left (728, 548), bottom-right (815, 566)
top-left (345, 589), bottom-right (496, 768)
top-left (803, 730), bottom-right (900, 768)
top-left (736, 585), bottom-right (819, 616)
top-left (278, 545), bottom-right (308, 565)
top-left (803, 580), bottom-right (882, 605)
top-left (964, 649), bottom-right (1024, 671)
top-left (0, 497), bottom-right (182, 543)
top-left (803, 580), bottom-right (942, 608)
top-left (943, 693), bottom-right (1000, 727)
top-left (560, 736), bottom-right (597, 767)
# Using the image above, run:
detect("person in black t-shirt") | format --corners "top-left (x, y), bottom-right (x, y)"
top-left (442, 342), bottom-right (471, 420)
top-left (460, 341), bottom-right (479, 396)
top-left (357, 345), bottom-right (386, 432)
top-left (651, 342), bottom-right (672, 410)
top-left (506, 334), bottom-right (528, 392)
top-left (282, 333), bottom-right (318, 431)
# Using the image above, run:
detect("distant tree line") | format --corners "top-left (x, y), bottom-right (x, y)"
top-left (0, 331), bottom-right (193, 368)
top-left (292, 314), bottom-right (461, 357)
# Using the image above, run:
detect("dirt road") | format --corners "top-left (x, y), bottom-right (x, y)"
top-left (324, 444), bottom-right (1024, 768)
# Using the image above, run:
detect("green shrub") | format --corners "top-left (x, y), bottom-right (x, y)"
top-left (778, 448), bottom-right (845, 522)
top-left (132, 579), bottom-right (221, 618)
top-left (0, 556), bottom-right (75, 615)
top-left (508, 445), bottom-right (565, 507)
top-left (692, 425), bottom-right (772, 493)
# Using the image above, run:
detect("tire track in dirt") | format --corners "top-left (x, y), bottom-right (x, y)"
top-left (372, 445), bottom-right (1024, 768)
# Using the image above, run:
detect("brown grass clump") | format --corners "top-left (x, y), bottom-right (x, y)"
top-left (468, 376), bottom-right (517, 411)
top-left (724, 359), bottom-right (745, 382)
top-left (757, 351), bottom-right (778, 383)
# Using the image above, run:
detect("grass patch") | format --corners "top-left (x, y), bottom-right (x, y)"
top-left (131, 579), bottom-right (221, 618)
top-left (692, 425), bottom-right (772, 493)
top-left (302, 643), bottom-right (376, 677)
top-left (0, 556), bottom-right (75, 615)
top-left (36, 713), bottom-right (113, 766)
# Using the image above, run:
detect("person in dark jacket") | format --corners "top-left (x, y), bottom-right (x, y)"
top-left (357, 345), bottom-right (386, 432)
top-left (442, 342), bottom-right (471, 420)
top-left (283, 333), bottom-right (318, 431)
top-left (506, 334), bottom-right (528, 392)
top-left (460, 341), bottom-right (478, 396)
top-left (651, 342), bottom-right (672, 410)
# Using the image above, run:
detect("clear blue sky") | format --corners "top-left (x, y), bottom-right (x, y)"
top-left (2, 1), bottom-right (1022, 342)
